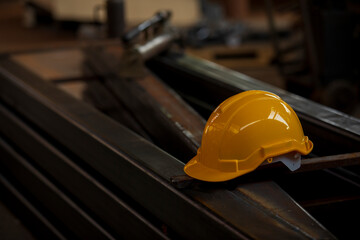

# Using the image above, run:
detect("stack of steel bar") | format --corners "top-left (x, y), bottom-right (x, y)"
top-left (0, 42), bottom-right (359, 238)
top-left (0, 44), bottom-right (344, 239)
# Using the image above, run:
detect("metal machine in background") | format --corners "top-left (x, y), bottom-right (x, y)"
top-left (266, 0), bottom-right (360, 114)
top-left (0, 9), bottom-right (360, 240)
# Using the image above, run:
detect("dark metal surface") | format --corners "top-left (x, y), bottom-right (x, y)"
top-left (0, 137), bottom-right (115, 240)
top-left (148, 52), bottom-right (360, 155)
top-left (0, 174), bottom-right (66, 240)
top-left (300, 152), bottom-right (360, 172)
top-left (0, 199), bottom-right (35, 240)
top-left (0, 57), bottom-right (335, 239)
top-left (0, 103), bottom-right (168, 239)
top-left (84, 80), bottom-right (153, 140)
top-left (84, 47), bottom-right (204, 161)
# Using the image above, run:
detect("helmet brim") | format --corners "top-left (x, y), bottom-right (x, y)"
top-left (184, 155), bottom-right (253, 182)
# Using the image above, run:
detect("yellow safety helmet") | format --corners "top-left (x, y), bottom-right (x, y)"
top-left (184, 90), bottom-right (313, 182)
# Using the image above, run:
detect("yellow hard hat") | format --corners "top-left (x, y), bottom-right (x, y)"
top-left (184, 90), bottom-right (313, 182)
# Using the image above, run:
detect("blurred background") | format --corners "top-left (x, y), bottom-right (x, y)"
top-left (0, 0), bottom-right (359, 117)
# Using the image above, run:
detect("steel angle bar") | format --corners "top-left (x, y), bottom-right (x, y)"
top-left (84, 47), bottom-right (204, 161)
top-left (0, 104), bottom-right (168, 239)
top-left (0, 174), bottom-right (66, 240)
top-left (0, 137), bottom-right (115, 240)
top-left (0, 59), bottom-right (335, 239)
top-left (148, 53), bottom-right (360, 155)
top-left (84, 80), bottom-right (153, 141)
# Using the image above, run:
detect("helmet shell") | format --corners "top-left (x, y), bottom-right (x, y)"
top-left (184, 90), bottom-right (313, 182)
